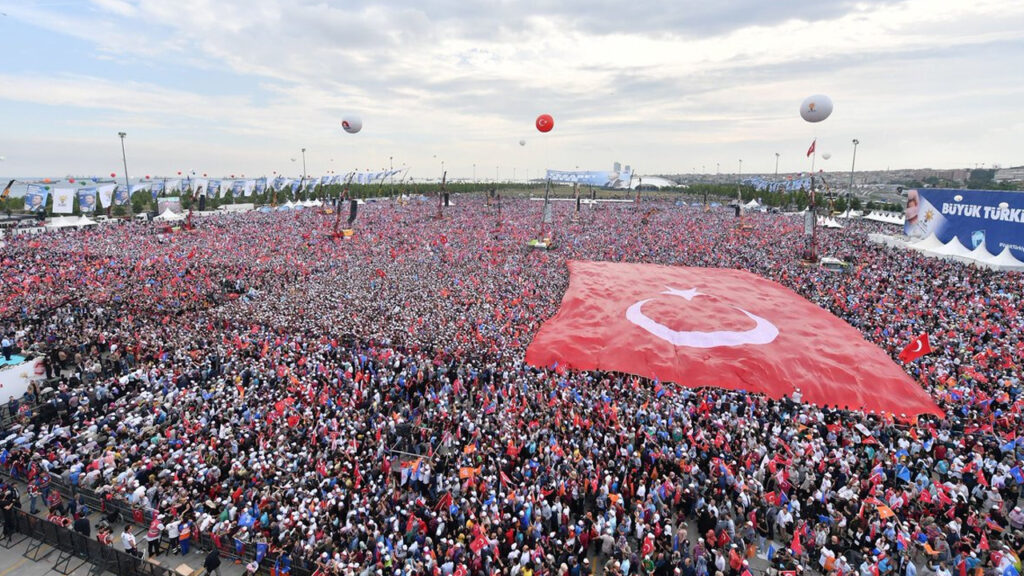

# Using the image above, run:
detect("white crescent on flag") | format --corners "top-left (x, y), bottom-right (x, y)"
top-left (625, 287), bottom-right (779, 348)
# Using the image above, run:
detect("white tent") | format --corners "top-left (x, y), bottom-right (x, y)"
top-left (908, 233), bottom-right (945, 253)
top-left (153, 209), bottom-right (186, 222)
top-left (863, 211), bottom-right (905, 226)
top-left (928, 236), bottom-right (974, 263)
top-left (987, 247), bottom-right (1024, 271)
top-left (817, 217), bottom-right (843, 229)
top-left (743, 199), bottom-right (760, 209)
top-left (46, 216), bottom-right (99, 229)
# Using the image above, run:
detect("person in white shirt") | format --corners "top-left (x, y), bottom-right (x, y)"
top-left (121, 524), bottom-right (138, 556)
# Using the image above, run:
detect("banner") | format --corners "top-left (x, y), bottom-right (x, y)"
top-left (97, 184), bottom-right (116, 209)
top-left (230, 180), bottom-right (245, 196)
top-left (113, 185), bottom-right (130, 206)
top-left (77, 188), bottom-right (98, 212)
top-left (255, 177), bottom-right (267, 194)
top-left (76, 187), bottom-right (97, 212)
top-left (546, 168), bottom-right (633, 189)
top-left (166, 179), bottom-right (182, 193)
top-left (51, 187), bottom-right (75, 214)
top-left (243, 179), bottom-right (255, 196)
top-left (24, 184), bottom-right (49, 212)
top-left (192, 178), bottom-right (208, 196)
top-left (157, 197), bottom-right (183, 214)
top-left (207, 180), bottom-right (221, 198)
top-left (905, 188), bottom-right (1024, 259)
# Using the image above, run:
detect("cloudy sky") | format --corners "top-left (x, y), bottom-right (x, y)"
top-left (0, 0), bottom-right (1022, 181)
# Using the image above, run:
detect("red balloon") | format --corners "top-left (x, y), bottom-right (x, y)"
top-left (536, 114), bottom-right (554, 133)
top-left (177, 171), bottom-right (182, 175)
top-left (145, 175), bottom-right (151, 180)
top-left (203, 173), bottom-right (208, 177)
top-left (110, 172), bottom-right (116, 177)
top-left (43, 178), bottom-right (51, 183)
top-left (68, 178), bottom-right (75, 183)
top-left (273, 171), bottom-right (277, 174)
top-left (231, 174), bottom-right (235, 178)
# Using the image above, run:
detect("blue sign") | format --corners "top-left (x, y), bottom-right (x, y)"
top-left (546, 168), bottom-right (633, 189)
top-left (905, 188), bottom-right (1024, 259)
top-left (24, 184), bottom-right (49, 212)
top-left (77, 188), bottom-right (98, 212)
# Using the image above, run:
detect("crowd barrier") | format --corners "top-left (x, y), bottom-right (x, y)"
top-left (1, 467), bottom-right (317, 576)
top-left (9, 508), bottom-right (183, 576)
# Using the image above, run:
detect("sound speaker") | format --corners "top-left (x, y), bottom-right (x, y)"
top-left (198, 194), bottom-right (206, 211)
top-left (444, 192), bottom-right (450, 207)
top-left (347, 199), bottom-right (358, 225)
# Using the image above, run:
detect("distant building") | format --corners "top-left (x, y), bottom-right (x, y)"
top-left (995, 166), bottom-right (1024, 182)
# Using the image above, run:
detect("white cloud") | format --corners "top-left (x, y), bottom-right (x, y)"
top-left (1, 0), bottom-right (1023, 177)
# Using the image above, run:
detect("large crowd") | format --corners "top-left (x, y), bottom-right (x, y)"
top-left (0, 195), bottom-right (1022, 576)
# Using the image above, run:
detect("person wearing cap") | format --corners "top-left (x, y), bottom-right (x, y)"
top-left (145, 514), bottom-right (165, 557)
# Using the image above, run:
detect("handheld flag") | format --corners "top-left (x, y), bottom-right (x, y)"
top-left (898, 333), bottom-right (933, 363)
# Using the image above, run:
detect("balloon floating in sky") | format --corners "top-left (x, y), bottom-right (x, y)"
top-left (535, 114), bottom-right (554, 133)
top-left (341, 116), bottom-right (363, 134)
top-left (177, 171), bottom-right (182, 175)
top-left (519, 140), bottom-right (526, 146)
top-left (0, 156), bottom-right (6, 161)
top-left (110, 172), bottom-right (116, 177)
top-left (146, 175), bottom-right (151, 179)
top-left (68, 178), bottom-right (75, 183)
top-left (800, 95), bottom-right (833, 123)
top-left (821, 152), bottom-right (832, 160)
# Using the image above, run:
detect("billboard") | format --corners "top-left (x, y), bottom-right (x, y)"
top-left (157, 197), bottom-right (183, 214)
top-left (546, 168), bottom-right (633, 189)
top-left (905, 188), bottom-right (1024, 259)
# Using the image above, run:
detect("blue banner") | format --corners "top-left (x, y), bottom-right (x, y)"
top-left (23, 184), bottom-right (49, 211)
top-left (114, 185), bottom-right (130, 206)
top-left (905, 188), bottom-right (1024, 259)
top-left (77, 188), bottom-right (97, 212)
top-left (546, 168), bottom-right (633, 189)
top-left (255, 177), bottom-right (267, 193)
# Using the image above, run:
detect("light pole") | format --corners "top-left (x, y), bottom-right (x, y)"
top-left (848, 139), bottom-right (859, 206)
top-left (118, 132), bottom-right (132, 216)
top-left (737, 159), bottom-right (743, 204)
top-left (301, 148), bottom-right (307, 196)
top-left (473, 163), bottom-right (476, 182)
top-left (774, 152), bottom-right (780, 183)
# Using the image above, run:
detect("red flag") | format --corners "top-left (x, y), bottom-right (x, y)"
top-left (791, 527), bottom-right (803, 556)
top-left (980, 533), bottom-right (990, 551)
top-left (898, 334), bottom-right (933, 363)
top-left (806, 140), bottom-right (816, 158)
top-left (525, 262), bottom-right (942, 417)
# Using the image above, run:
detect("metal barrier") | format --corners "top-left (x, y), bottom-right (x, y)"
top-left (2, 464), bottom-right (322, 575)
top-left (12, 509), bottom-right (183, 576)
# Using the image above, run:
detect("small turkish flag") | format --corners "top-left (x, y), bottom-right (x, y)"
top-left (525, 261), bottom-right (942, 417)
top-left (806, 139), bottom-right (816, 157)
top-left (898, 334), bottom-right (933, 363)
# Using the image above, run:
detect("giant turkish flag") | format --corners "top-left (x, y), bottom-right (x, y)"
top-left (526, 261), bottom-right (943, 417)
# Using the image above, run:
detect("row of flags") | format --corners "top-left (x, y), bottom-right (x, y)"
top-left (10, 169), bottom-right (409, 212)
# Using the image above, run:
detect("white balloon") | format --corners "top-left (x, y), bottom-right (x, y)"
top-left (800, 94), bottom-right (833, 123)
top-left (0, 156), bottom-right (5, 161)
top-left (519, 140), bottom-right (526, 146)
top-left (821, 152), bottom-right (832, 160)
top-left (342, 116), bottom-right (363, 134)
